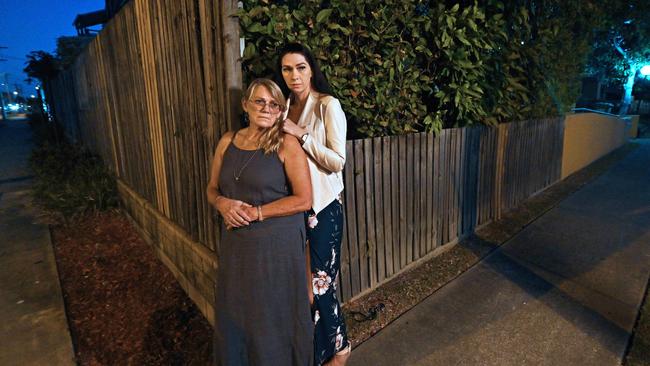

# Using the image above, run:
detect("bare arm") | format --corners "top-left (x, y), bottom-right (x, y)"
top-left (206, 131), bottom-right (253, 227)
top-left (243, 135), bottom-right (312, 220)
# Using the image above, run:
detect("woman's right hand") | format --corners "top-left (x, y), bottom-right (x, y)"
top-left (282, 118), bottom-right (307, 139)
top-left (215, 196), bottom-right (253, 228)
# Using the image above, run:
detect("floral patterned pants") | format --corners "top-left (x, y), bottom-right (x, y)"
top-left (306, 199), bottom-right (349, 366)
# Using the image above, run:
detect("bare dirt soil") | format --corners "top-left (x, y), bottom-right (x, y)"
top-left (52, 211), bottom-right (212, 365)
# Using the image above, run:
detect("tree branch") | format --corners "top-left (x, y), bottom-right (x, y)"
top-left (612, 35), bottom-right (629, 61)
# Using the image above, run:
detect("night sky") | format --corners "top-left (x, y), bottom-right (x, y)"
top-left (0, 0), bottom-right (105, 95)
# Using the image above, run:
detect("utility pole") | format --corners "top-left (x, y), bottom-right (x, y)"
top-left (0, 46), bottom-right (7, 121)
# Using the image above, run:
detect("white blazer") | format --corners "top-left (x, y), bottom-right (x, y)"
top-left (295, 92), bottom-right (347, 214)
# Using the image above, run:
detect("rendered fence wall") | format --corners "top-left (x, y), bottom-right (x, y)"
top-left (561, 113), bottom-right (628, 179)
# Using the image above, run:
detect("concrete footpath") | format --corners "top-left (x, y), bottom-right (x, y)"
top-left (0, 118), bottom-right (75, 365)
top-left (351, 140), bottom-right (650, 366)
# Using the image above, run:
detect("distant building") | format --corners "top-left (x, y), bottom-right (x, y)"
top-left (73, 10), bottom-right (107, 35)
top-left (105, 0), bottom-right (132, 19)
top-left (73, 0), bottom-right (132, 35)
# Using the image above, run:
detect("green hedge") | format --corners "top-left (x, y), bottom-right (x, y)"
top-left (240, 0), bottom-right (594, 137)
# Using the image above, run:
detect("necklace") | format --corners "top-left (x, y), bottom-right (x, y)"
top-left (233, 148), bottom-right (260, 181)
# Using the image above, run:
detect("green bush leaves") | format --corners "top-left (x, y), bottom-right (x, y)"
top-left (240, 0), bottom-right (591, 137)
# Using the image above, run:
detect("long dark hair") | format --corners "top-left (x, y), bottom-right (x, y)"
top-left (273, 43), bottom-right (334, 98)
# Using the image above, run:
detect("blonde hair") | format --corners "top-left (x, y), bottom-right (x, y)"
top-left (243, 78), bottom-right (286, 154)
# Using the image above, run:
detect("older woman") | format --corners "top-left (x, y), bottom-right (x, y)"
top-left (207, 78), bottom-right (313, 366)
top-left (275, 43), bottom-right (350, 366)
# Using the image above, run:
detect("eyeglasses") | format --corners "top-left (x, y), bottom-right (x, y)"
top-left (249, 98), bottom-right (283, 112)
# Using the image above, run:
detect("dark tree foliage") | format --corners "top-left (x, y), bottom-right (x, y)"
top-left (23, 51), bottom-right (60, 83)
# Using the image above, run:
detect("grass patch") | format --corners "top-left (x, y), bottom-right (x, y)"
top-left (29, 114), bottom-right (119, 220)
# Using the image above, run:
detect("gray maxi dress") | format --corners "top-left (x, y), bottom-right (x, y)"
top-left (214, 138), bottom-right (313, 366)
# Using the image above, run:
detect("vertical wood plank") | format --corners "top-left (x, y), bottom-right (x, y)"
top-left (344, 142), bottom-right (359, 297)
top-left (382, 137), bottom-right (394, 278)
top-left (440, 129), bottom-right (449, 245)
top-left (461, 127), bottom-right (467, 234)
top-left (506, 124), bottom-right (512, 210)
top-left (390, 136), bottom-right (399, 275)
top-left (406, 134), bottom-right (414, 264)
top-left (339, 145), bottom-right (351, 302)
top-left (433, 131), bottom-right (441, 248)
top-left (462, 127), bottom-right (470, 234)
top-left (483, 127), bottom-right (491, 223)
top-left (449, 128), bottom-right (459, 242)
top-left (221, 0), bottom-right (242, 131)
top-left (180, 0), bottom-right (201, 241)
top-left (494, 124), bottom-right (505, 219)
top-left (413, 133), bottom-right (420, 253)
top-left (522, 120), bottom-right (530, 200)
top-left (398, 135), bottom-right (407, 269)
top-left (468, 127), bottom-right (479, 232)
top-left (373, 138), bottom-right (386, 283)
top-left (364, 139), bottom-right (377, 288)
top-left (134, 0), bottom-right (171, 217)
top-left (458, 128), bottom-right (467, 236)
top-left (354, 140), bottom-right (369, 292)
top-left (477, 127), bottom-right (487, 225)
top-left (426, 132), bottom-right (434, 253)
top-left (419, 133), bottom-right (427, 257)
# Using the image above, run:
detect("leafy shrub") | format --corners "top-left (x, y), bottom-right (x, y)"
top-left (29, 115), bottom-right (119, 219)
top-left (239, 0), bottom-right (596, 137)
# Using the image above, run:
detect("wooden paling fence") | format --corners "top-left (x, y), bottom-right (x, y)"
top-left (48, 0), bottom-right (242, 320)
top-left (45, 0), bottom-right (566, 319)
top-left (631, 100), bottom-right (650, 115)
top-left (49, 0), bottom-right (241, 253)
top-left (336, 119), bottom-right (564, 301)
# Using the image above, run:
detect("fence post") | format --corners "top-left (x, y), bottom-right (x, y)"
top-left (221, 0), bottom-right (242, 131)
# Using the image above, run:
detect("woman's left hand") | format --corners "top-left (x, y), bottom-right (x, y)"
top-left (282, 118), bottom-right (306, 139)
top-left (243, 206), bottom-right (260, 222)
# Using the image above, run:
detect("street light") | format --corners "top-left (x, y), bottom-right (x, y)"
top-left (641, 65), bottom-right (650, 77)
